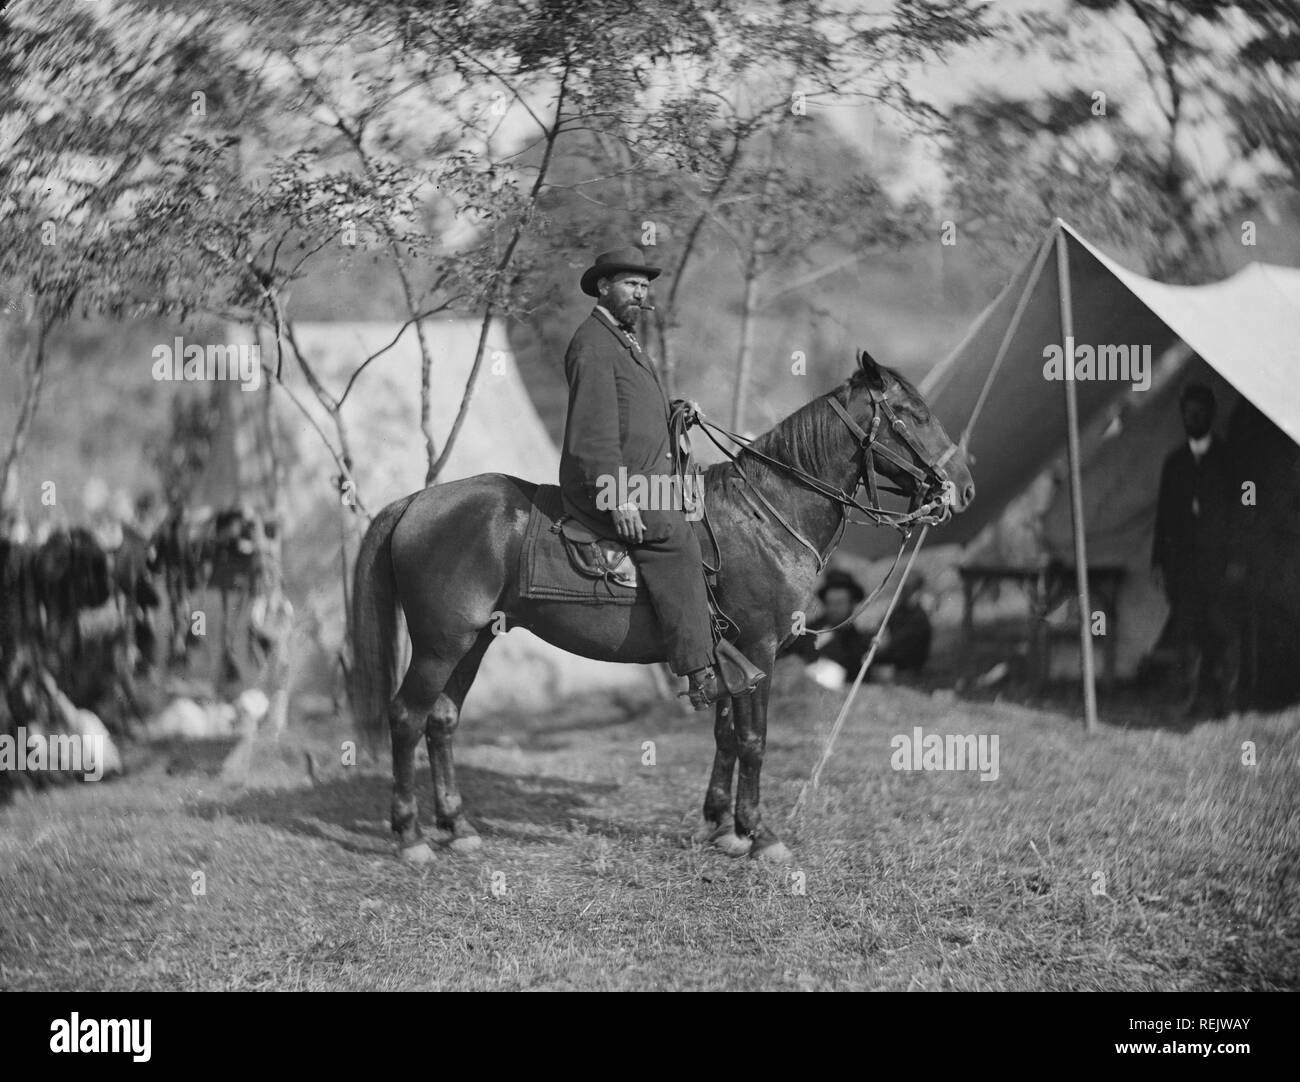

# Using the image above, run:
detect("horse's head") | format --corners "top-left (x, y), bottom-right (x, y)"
top-left (838, 349), bottom-right (974, 522)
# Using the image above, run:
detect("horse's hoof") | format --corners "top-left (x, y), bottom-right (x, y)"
top-left (399, 841), bottom-right (436, 864)
top-left (714, 831), bottom-right (753, 858)
top-left (753, 840), bottom-right (793, 864)
top-left (693, 819), bottom-right (723, 845)
top-left (449, 834), bottom-right (482, 855)
top-left (696, 818), bottom-right (752, 857)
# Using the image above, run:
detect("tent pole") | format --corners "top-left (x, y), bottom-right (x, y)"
top-left (1055, 223), bottom-right (1099, 733)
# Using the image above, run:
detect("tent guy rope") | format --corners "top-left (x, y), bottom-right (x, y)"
top-left (788, 523), bottom-right (931, 824)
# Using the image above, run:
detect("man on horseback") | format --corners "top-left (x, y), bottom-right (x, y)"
top-left (559, 246), bottom-right (764, 708)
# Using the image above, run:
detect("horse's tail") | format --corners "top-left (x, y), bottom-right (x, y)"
top-left (348, 493), bottom-right (416, 746)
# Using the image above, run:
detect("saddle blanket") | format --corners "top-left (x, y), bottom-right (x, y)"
top-left (520, 485), bottom-right (648, 606)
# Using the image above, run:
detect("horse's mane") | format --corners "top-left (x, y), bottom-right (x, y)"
top-left (703, 362), bottom-right (927, 486)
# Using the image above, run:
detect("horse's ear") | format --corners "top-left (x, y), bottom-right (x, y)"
top-left (857, 348), bottom-right (884, 386)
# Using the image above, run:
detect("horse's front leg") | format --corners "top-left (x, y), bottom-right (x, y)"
top-left (732, 662), bottom-right (792, 863)
top-left (696, 698), bottom-right (751, 856)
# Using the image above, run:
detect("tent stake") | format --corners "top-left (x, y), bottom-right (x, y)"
top-left (1055, 221), bottom-right (1099, 733)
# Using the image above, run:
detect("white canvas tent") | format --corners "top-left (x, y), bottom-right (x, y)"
top-left (853, 220), bottom-right (1300, 725)
top-left (222, 318), bottom-right (660, 714)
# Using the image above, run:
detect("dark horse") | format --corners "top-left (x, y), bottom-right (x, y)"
top-left (350, 351), bottom-right (974, 863)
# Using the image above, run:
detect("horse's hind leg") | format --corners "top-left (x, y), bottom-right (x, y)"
top-left (427, 630), bottom-right (492, 854)
top-left (389, 651), bottom-right (457, 863)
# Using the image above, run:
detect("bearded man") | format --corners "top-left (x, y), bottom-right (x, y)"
top-left (559, 246), bottom-right (764, 708)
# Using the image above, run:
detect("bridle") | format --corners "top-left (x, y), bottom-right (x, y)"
top-left (694, 375), bottom-right (958, 567)
top-left (689, 372), bottom-right (960, 635)
top-left (825, 380), bottom-right (960, 528)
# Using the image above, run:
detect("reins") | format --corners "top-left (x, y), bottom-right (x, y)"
top-left (682, 378), bottom-right (955, 634)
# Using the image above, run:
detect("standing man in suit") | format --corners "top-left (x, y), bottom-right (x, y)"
top-left (559, 246), bottom-right (763, 709)
top-left (1152, 382), bottom-right (1243, 716)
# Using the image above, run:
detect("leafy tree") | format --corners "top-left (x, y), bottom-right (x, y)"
top-left (944, 0), bottom-right (1300, 282)
top-left (0, 3), bottom-right (249, 514)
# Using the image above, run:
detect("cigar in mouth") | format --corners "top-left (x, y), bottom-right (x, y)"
top-left (639, 304), bottom-right (655, 312)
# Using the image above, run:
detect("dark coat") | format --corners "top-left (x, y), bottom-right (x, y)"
top-left (1152, 438), bottom-right (1238, 599)
top-left (785, 625), bottom-right (873, 675)
top-left (872, 602), bottom-right (931, 671)
top-left (559, 307), bottom-right (674, 533)
top-left (783, 602), bottom-right (930, 676)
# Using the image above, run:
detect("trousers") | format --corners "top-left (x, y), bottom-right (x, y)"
top-left (626, 507), bottom-right (714, 675)
top-left (1168, 570), bottom-right (1241, 713)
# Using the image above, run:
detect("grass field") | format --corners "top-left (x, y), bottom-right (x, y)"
top-left (1, 678), bottom-right (1297, 991)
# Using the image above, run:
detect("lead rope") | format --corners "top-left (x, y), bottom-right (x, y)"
top-left (788, 523), bottom-right (930, 825)
top-left (801, 531), bottom-right (909, 634)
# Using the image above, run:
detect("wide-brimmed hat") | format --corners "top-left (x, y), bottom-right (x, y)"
top-left (580, 247), bottom-right (661, 297)
top-left (817, 569), bottom-right (866, 605)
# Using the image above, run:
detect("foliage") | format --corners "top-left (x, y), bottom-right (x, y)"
top-left (943, 0), bottom-right (1300, 282)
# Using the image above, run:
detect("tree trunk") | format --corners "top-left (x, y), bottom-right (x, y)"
top-left (652, 307), bottom-right (676, 400)
top-left (429, 67), bottom-right (571, 482)
top-left (730, 247), bottom-right (761, 433)
top-left (0, 314), bottom-right (51, 519)
top-left (729, 132), bottom-right (783, 433)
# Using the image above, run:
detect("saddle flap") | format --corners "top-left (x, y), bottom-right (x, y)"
top-left (551, 516), bottom-right (637, 588)
top-left (521, 486), bottom-right (643, 605)
top-left (556, 517), bottom-right (604, 545)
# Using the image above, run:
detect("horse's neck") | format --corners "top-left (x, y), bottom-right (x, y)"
top-left (734, 409), bottom-right (862, 559)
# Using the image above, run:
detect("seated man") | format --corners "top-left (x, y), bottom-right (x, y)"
top-left (866, 574), bottom-right (932, 680)
top-left (781, 569), bottom-right (871, 687)
top-left (783, 569), bottom-right (931, 687)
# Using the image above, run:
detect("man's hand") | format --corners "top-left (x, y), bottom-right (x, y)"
top-left (612, 502), bottom-right (646, 543)
top-left (671, 398), bottom-right (704, 427)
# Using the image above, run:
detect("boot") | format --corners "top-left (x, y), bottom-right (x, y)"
top-left (685, 666), bottom-right (725, 710)
top-left (683, 643), bottom-right (766, 710)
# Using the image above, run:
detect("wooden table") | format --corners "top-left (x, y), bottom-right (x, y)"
top-left (959, 562), bottom-right (1127, 688)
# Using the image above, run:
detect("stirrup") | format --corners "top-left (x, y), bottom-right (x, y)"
top-left (682, 667), bottom-right (724, 710)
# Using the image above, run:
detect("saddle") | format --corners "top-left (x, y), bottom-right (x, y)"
top-left (519, 484), bottom-right (717, 607)
top-left (519, 485), bottom-right (643, 605)
top-left (520, 400), bottom-right (731, 637)
top-left (551, 501), bottom-right (763, 700)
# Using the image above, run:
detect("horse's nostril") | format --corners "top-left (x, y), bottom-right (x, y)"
top-left (963, 483), bottom-right (975, 505)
